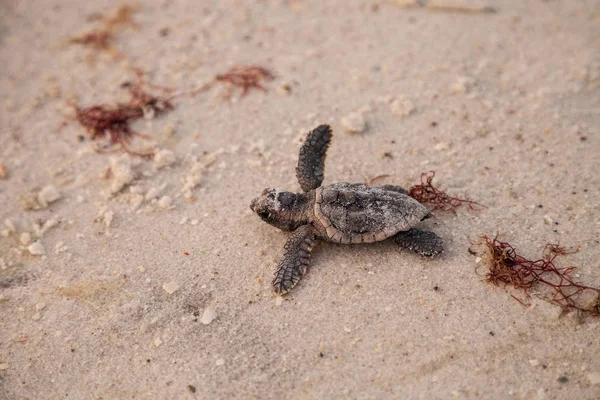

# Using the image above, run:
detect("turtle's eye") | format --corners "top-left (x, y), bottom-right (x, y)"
top-left (277, 192), bottom-right (295, 207)
top-left (258, 211), bottom-right (270, 220)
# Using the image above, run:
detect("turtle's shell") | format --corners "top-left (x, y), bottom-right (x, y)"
top-left (314, 182), bottom-right (428, 244)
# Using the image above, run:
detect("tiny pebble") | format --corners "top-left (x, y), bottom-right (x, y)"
top-left (216, 358), bottom-right (225, 366)
top-left (434, 142), bottom-right (450, 151)
top-left (190, 219), bottom-right (199, 226)
top-left (104, 211), bottom-right (114, 228)
top-left (36, 302), bottom-right (46, 310)
top-left (28, 242), bottom-right (46, 256)
top-left (543, 215), bottom-right (553, 225)
top-left (40, 219), bottom-right (58, 235)
top-left (450, 76), bottom-right (475, 94)
top-left (32, 312), bottom-right (41, 321)
top-left (390, 97), bottom-right (416, 117)
top-left (201, 307), bottom-right (217, 325)
top-left (158, 196), bottom-right (173, 209)
top-left (153, 149), bottom-right (176, 169)
top-left (340, 111), bottom-right (367, 134)
top-left (529, 359), bottom-right (540, 367)
top-left (275, 296), bottom-right (284, 306)
top-left (344, 326), bottom-right (351, 333)
top-left (20, 232), bottom-right (32, 246)
top-left (0, 363), bottom-right (9, 370)
top-left (37, 185), bottom-right (61, 207)
top-left (153, 338), bottom-right (162, 347)
top-left (162, 281), bottom-right (180, 294)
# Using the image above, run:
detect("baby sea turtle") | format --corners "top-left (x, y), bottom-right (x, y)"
top-left (250, 124), bottom-right (443, 295)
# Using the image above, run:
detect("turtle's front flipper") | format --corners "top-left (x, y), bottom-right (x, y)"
top-left (296, 125), bottom-right (333, 192)
top-left (380, 185), bottom-right (409, 195)
top-left (273, 225), bottom-right (317, 295)
top-left (394, 229), bottom-right (443, 257)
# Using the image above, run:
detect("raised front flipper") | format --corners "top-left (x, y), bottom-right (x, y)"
top-left (272, 225), bottom-right (317, 295)
top-left (296, 125), bottom-right (333, 192)
top-left (394, 229), bottom-right (443, 257)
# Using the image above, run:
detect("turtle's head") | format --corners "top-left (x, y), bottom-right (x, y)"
top-left (250, 188), bottom-right (304, 231)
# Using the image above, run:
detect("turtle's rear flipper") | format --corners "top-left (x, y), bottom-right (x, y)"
top-left (296, 125), bottom-right (333, 192)
top-left (394, 229), bottom-right (443, 257)
top-left (273, 225), bottom-right (317, 295)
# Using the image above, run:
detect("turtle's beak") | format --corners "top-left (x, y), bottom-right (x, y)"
top-left (250, 197), bottom-right (258, 212)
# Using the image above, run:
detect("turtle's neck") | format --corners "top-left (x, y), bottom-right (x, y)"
top-left (290, 191), bottom-right (314, 226)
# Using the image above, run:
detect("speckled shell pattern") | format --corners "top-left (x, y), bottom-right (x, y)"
top-left (313, 182), bottom-right (428, 244)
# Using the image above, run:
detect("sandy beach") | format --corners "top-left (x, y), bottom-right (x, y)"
top-left (1, 0), bottom-right (599, 398)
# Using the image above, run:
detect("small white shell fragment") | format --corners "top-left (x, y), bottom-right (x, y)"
top-left (152, 338), bottom-right (162, 347)
top-left (28, 242), bottom-right (46, 256)
top-left (190, 219), bottom-right (199, 226)
top-left (344, 326), bottom-right (351, 333)
top-left (181, 160), bottom-right (207, 197)
top-left (216, 358), bottom-right (225, 366)
top-left (158, 196), bottom-right (173, 209)
top-left (109, 156), bottom-right (134, 194)
top-left (275, 296), bottom-right (284, 306)
top-left (340, 111), bottom-right (367, 134)
top-left (200, 307), bottom-right (217, 325)
top-left (390, 97), bottom-right (416, 117)
top-left (529, 359), bottom-right (540, 367)
top-left (55, 242), bottom-right (67, 255)
top-left (40, 219), bottom-right (58, 235)
top-left (104, 211), bottom-right (114, 228)
top-left (434, 142), bottom-right (450, 151)
top-left (450, 76), bottom-right (475, 94)
top-left (20, 232), bottom-right (32, 245)
top-left (162, 281), bottom-right (180, 294)
top-left (37, 185), bottom-right (61, 207)
top-left (153, 149), bottom-right (176, 169)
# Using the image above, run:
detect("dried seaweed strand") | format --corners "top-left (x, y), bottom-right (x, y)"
top-left (483, 235), bottom-right (600, 316)
top-left (215, 65), bottom-right (275, 98)
top-left (409, 171), bottom-right (484, 211)
top-left (69, 5), bottom-right (138, 56)
top-left (70, 73), bottom-right (181, 158)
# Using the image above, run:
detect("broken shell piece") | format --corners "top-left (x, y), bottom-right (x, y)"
top-left (162, 281), bottom-right (180, 294)
top-left (37, 185), bottom-right (61, 208)
top-left (200, 307), bottom-right (217, 325)
top-left (28, 242), bottom-right (46, 256)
